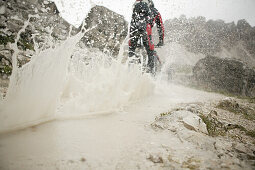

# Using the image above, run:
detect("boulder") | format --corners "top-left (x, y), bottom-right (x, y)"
top-left (81, 6), bottom-right (128, 56)
top-left (0, 0), bottom-right (72, 81)
top-left (152, 110), bottom-right (208, 134)
top-left (193, 55), bottom-right (255, 97)
top-left (0, 5), bottom-right (6, 15)
top-left (0, 1), bottom-right (128, 81)
top-left (182, 113), bottom-right (208, 134)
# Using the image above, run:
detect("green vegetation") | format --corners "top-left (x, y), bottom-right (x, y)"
top-left (0, 65), bottom-right (12, 75)
top-left (3, 65), bottom-right (12, 74)
top-left (0, 31), bottom-right (35, 51)
top-left (0, 54), bottom-right (12, 75)
top-left (17, 39), bottom-right (34, 51)
top-left (199, 114), bottom-right (227, 136)
top-left (0, 32), bottom-right (15, 45)
top-left (159, 108), bottom-right (185, 117)
top-left (246, 130), bottom-right (255, 138)
top-left (217, 100), bottom-right (255, 121)
top-left (243, 112), bottom-right (255, 121)
top-left (181, 157), bottom-right (201, 170)
top-left (199, 114), bottom-right (255, 138)
top-left (231, 125), bottom-right (255, 139)
top-left (17, 32), bottom-right (35, 51)
top-left (158, 106), bottom-right (255, 139)
top-left (159, 111), bottom-right (172, 117)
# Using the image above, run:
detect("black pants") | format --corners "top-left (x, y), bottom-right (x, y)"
top-left (129, 23), bottom-right (155, 72)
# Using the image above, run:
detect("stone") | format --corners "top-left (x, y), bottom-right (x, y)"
top-left (182, 113), bottom-right (208, 134)
top-left (0, 5), bottom-right (6, 15)
top-left (0, 0), bottom-right (128, 81)
top-left (234, 143), bottom-right (247, 153)
top-left (193, 55), bottom-right (255, 97)
top-left (81, 6), bottom-right (128, 56)
top-left (152, 110), bottom-right (208, 134)
top-left (147, 154), bottom-right (164, 164)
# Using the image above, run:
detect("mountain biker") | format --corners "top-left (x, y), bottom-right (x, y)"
top-left (128, 0), bottom-right (164, 73)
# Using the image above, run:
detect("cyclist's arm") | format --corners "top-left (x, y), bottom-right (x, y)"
top-left (154, 11), bottom-right (164, 45)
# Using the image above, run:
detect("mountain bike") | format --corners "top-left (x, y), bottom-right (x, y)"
top-left (128, 37), bottom-right (162, 75)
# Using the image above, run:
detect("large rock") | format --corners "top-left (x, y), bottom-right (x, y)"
top-left (193, 55), bottom-right (255, 97)
top-left (0, 1), bottom-right (128, 81)
top-left (0, 0), bottom-right (72, 79)
top-left (0, 0), bottom-right (67, 43)
top-left (152, 110), bottom-right (208, 134)
top-left (81, 6), bottom-right (128, 56)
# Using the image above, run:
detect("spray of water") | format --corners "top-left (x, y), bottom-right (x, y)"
top-left (57, 47), bottom-right (155, 120)
top-left (0, 32), bottom-right (83, 132)
top-left (0, 22), bottom-right (155, 133)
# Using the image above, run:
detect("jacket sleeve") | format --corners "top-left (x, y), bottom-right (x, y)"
top-left (154, 12), bottom-right (164, 43)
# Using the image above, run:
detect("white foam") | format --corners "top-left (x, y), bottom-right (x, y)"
top-left (0, 33), bottom-right (83, 133)
top-left (57, 47), bottom-right (155, 119)
top-left (0, 34), bottom-right (155, 133)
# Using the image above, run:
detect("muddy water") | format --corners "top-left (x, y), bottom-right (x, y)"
top-left (0, 84), bottom-right (224, 170)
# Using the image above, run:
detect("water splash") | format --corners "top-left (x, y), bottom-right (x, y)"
top-left (0, 31), bottom-right (83, 133)
top-left (57, 48), bottom-right (154, 120)
top-left (0, 28), bottom-right (155, 133)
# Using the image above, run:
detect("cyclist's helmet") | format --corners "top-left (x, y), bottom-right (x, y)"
top-left (147, 0), bottom-right (154, 8)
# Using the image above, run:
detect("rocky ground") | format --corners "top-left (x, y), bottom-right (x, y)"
top-left (150, 97), bottom-right (255, 169)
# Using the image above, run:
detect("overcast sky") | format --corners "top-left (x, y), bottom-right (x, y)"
top-left (53, 0), bottom-right (255, 28)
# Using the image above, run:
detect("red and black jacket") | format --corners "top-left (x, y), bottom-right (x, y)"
top-left (150, 7), bottom-right (164, 43)
top-left (130, 0), bottom-right (164, 43)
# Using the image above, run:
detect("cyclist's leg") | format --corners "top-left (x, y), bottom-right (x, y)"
top-left (142, 24), bottom-right (155, 73)
top-left (129, 31), bottom-right (139, 58)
